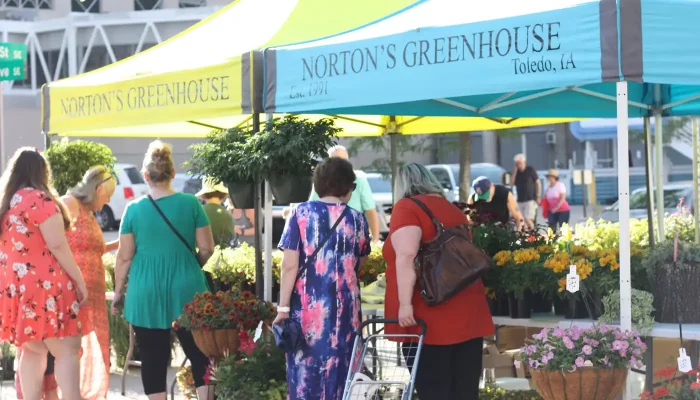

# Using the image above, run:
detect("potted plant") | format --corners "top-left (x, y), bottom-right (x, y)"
top-left (479, 385), bottom-right (543, 399)
top-left (600, 289), bottom-right (655, 335)
top-left (641, 366), bottom-right (700, 399)
top-left (211, 329), bottom-right (287, 400)
top-left (188, 126), bottom-right (259, 209)
top-left (0, 343), bottom-right (16, 381)
top-left (44, 138), bottom-right (116, 195)
top-left (544, 250), bottom-right (595, 319)
top-left (644, 240), bottom-right (700, 323)
top-left (358, 242), bottom-right (387, 287)
top-left (496, 248), bottom-right (540, 319)
top-left (173, 289), bottom-right (275, 359)
top-left (522, 325), bottom-right (646, 400)
top-left (247, 116), bottom-right (340, 204)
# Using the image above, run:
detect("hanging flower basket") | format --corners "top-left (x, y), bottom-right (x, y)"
top-left (192, 328), bottom-right (241, 359)
top-left (530, 368), bottom-right (627, 400)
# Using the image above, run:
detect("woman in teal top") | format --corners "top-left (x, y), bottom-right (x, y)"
top-left (111, 141), bottom-right (215, 400)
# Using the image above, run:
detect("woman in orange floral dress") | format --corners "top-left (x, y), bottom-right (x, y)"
top-left (0, 148), bottom-right (88, 400)
top-left (16, 166), bottom-right (117, 400)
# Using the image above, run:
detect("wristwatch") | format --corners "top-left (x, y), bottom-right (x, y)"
top-left (277, 306), bottom-right (290, 313)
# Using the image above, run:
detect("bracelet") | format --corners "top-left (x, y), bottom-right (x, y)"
top-left (277, 306), bottom-right (291, 313)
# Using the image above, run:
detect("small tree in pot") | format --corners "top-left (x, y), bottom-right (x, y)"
top-left (188, 126), bottom-right (258, 209)
top-left (44, 138), bottom-right (116, 195)
top-left (248, 116), bottom-right (340, 204)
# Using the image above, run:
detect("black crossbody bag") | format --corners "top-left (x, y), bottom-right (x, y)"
top-left (274, 206), bottom-right (350, 353)
top-left (148, 195), bottom-right (215, 292)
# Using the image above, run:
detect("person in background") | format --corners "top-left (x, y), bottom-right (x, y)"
top-left (309, 145), bottom-right (380, 242)
top-left (469, 176), bottom-right (524, 230)
top-left (111, 141), bottom-right (213, 400)
top-left (275, 157), bottom-right (370, 400)
top-left (510, 154), bottom-right (541, 230)
top-left (544, 169), bottom-right (570, 231)
top-left (16, 166), bottom-right (118, 400)
top-left (232, 207), bottom-right (256, 246)
top-left (196, 179), bottom-right (235, 247)
top-left (383, 163), bottom-right (494, 400)
top-left (0, 148), bottom-right (88, 400)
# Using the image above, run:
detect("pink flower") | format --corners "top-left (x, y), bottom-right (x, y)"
top-left (239, 330), bottom-right (258, 356)
top-left (582, 345), bottom-right (592, 355)
top-left (575, 357), bottom-right (585, 367)
top-left (563, 336), bottom-right (575, 350)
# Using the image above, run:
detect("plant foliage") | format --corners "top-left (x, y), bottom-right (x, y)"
top-left (187, 116), bottom-right (339, 184)
top-left (44, 138), bottom-right (116, 195)
top-left (600, 289), bottom-right (655, 335)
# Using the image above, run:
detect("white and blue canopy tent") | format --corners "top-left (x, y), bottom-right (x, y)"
top-left (260, 0), bottom-right (700, 396)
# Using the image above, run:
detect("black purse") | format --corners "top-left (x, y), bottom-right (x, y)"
top-left (148, 195), bottom-right (215, 292)
top-left (274, 206), bottom-right (350, 352)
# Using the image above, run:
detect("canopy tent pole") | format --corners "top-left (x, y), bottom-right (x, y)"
top-left (644, 117), bottom-right (656, 247)
top-left (693, 119), bottom-right (700, 244)
top-left (616, 81), bottom-right (632, 400)
top-left (389, 116), bottom-right (398, 204)
top-left (252, 113), bottom-right (265, 297)
top-left (654, 85), bottom-right (665, 242)
top-left (264, 113), bottom-right (274, 302)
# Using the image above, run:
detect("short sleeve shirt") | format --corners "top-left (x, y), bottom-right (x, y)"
top-left (309, 170), bottom-right (376, 212)
top-left (545, 182), bottom-right (570, 212)
top-left (514, 166), bottom-right (540, 202)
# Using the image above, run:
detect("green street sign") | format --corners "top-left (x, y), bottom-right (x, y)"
top-left (0, 42), bottom-right (27, 82)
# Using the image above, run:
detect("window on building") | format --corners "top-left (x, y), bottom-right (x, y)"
top-left (135, 0), bottom-right (162, 10)
top-left (179, 0), bottom-right (206, 7)
top-left (72, 0), bottom-right (100, 13)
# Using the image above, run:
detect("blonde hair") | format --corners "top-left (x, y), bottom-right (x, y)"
top-left (142, 140), bottom-right (174, 183)
top-left (69, 165), bottom-right (114, 205)
top-left (394, 163), bottom-right (444, 200)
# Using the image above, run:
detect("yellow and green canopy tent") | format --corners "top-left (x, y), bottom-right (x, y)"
top-left (41, 0), bottom-right (574, 139)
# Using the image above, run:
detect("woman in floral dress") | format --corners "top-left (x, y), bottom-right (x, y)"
top-left (16, 165), bottom-right (118, 400)
top-left (0, 148), bottom-right (88, 400)
top-left (275, 157), bottom-right (371, 400)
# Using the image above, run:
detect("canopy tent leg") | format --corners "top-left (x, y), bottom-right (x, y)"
top-left (654, 85), bottom-right (665, 242)
top-left (616, 81), bottom-right (632, 400)
top-left (389, 116), bottom-right (398, 204)
top-left (693, 119), bottom-right (700, 244)
top-left (644, 117), bottom-right (656, 248)
top-left (263, 114), bottom-right (274, 302)
top-left (252, 113), bottom-right (264, 298)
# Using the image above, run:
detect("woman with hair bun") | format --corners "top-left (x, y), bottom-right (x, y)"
top-left (111, 140), bottom-right (215, 399)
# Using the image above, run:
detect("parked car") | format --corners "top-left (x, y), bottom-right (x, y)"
top-left (173, 173), bottom-right (202, 195)
top-left (95, 163), bottom-right (149, 231)
top-left (365, 172), bottom-right (392, 239)
top-left (598, 182), bottom-right (694, 222)
top-left (426, 163), bottom-right (509, 201)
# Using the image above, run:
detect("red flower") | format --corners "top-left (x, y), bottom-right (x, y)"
top-left (203, 365), bottom-right (214, 385)
top-left (687, 369), bottom-right (698, 376)
top-left (640, 391), bottom-right (652, 400)
top-left (239, 330), bottom-right (258, 356)
top-left (690, 382), bottom-right (700, 390)
top-left (655, 366), bottom-right (676, 380)
top-left (653, 387), bottom-right (670, 398)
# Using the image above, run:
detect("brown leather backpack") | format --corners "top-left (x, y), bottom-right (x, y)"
top-left (410, 198), bottom-right (492, 306)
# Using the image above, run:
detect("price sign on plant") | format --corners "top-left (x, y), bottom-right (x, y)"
top-left (0, 42), bottom-right (27, 81)
top-left (678, 348), bottom-right (692, 373)
top-left (566, 265), bottom-right (580, 293)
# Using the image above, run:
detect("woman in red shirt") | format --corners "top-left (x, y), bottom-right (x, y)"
top-left (383, 163), bottom-right (495, 400)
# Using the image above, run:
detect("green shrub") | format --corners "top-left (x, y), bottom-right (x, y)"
top-left (44, 138), bottom-right (116, 195)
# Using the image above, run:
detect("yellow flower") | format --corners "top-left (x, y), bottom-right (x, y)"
top-left (544, 252), bottom-right (570, 273)
top-left (512, 248), bottom-right (540, 264)
top-left (573, 258), bottom-right (593, 280)
top-left (537, 244), bottom-right (553, 254)
top-left (570, 245), bottom-right (589, 257)
top-left (494, 251), bottom-right (512, 266)
top-left (558, 277), bottom-right (567, 292)
top-left (484, 287), bottom-right (497, 299)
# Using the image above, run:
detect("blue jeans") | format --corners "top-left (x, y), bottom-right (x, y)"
top-left (548, 211), bottom-right (570, 231)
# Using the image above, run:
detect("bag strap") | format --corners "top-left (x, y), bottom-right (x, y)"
top-left (148, 195), bottom-right (202, 267)
top-left (297, 206), bottom-right (350, 279)
top-left (409, 198), bottom-right (444, 233)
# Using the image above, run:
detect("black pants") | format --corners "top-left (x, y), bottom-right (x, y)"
top-left (133, 326), bottom-right (210, 395)
top-left (402, 337), bottom-right (483, 400)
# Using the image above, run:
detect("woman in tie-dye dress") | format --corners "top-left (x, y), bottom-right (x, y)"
top-left (275, 157), bottom-right (371, 400)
